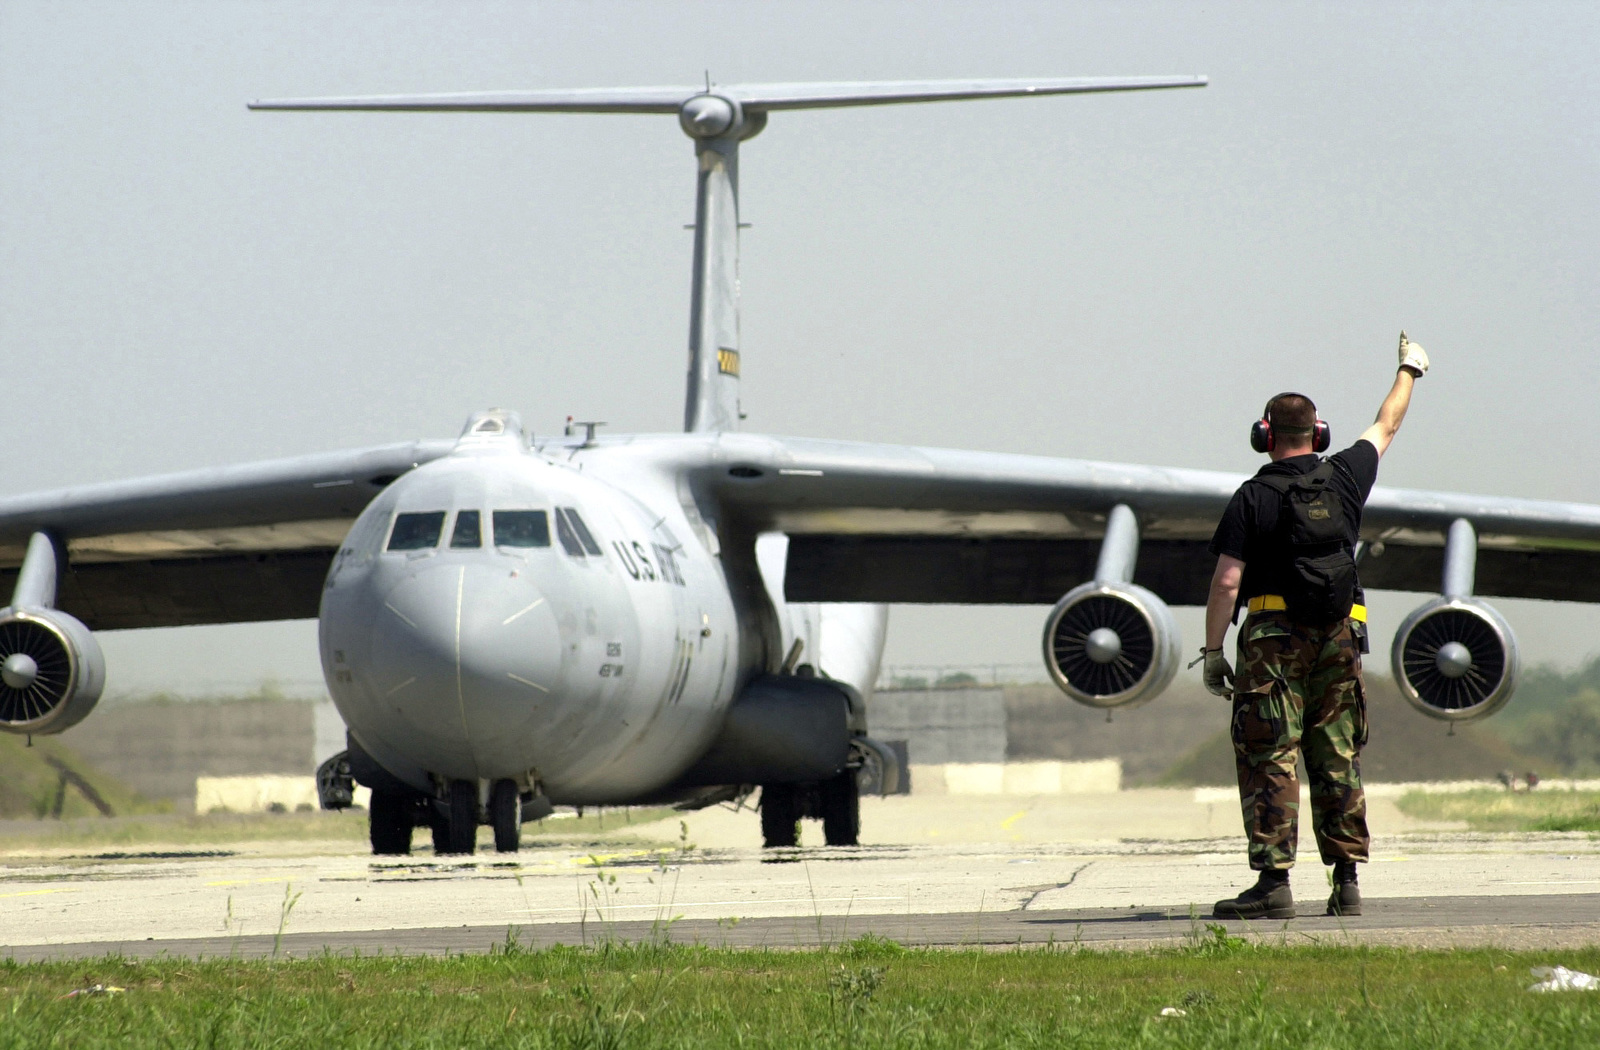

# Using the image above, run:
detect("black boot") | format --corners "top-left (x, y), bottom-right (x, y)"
top-left (1327, 860), bottom-right (1361, 916)
top-left (1214, 869), bottom-right (1295, 920)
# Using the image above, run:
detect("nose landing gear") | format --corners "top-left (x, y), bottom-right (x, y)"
top-left (759, 768), bottom-right (861, 848)
top-left (489, 779), bottom-right (522, 853)
top-left (432, 780), bottom-right (479, 855)
top-left (428, 778), bottom-right (524, 855)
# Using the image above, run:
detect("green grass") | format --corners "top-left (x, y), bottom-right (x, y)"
top-left (3, 940), bottom-right (1599, 1048)
top-left (0, 807), bottom-right (680, 855)
top-left (1395, 789), bottom-right (1600, 832)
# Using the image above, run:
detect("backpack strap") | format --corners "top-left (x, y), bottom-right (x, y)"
top-left (1244, 459), bottom-right (1338, 495)
top-left (1242, 472), bottom-right (1297, 495)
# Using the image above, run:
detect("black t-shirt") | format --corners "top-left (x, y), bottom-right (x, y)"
top-left (1208, 440), bottom-right (1381, 611)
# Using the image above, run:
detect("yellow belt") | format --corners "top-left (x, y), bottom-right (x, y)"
top-left (1247, 594), bottom-right (1367, 623)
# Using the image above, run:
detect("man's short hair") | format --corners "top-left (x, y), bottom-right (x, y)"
top-left (1267, 393), bottom-right (1317, 436)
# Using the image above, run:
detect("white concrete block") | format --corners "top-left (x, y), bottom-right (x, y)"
top-left (907, 764), bottom-right (948, 795)
top-left (195, 775), bottom-right (369, 814)
top-left (944, 763), bottom-right (1006, 794)
top-left (1052, 759), bottom-right (1123, 794)
top-left (923, 760), bottom-right (1123, 796)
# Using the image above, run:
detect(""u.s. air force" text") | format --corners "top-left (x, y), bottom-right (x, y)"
top-left (611, 541), bottom-right (686, 586)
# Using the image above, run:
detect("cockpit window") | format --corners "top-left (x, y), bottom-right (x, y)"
top-left (450, 510), bottom-right (482, 549)
top-left (563, 507), bottom-right (604, 556)
top-left (554, 508), bottom-right (586, 557)
top-left (387, 512), bottom-right (446, 551)
top-left (493, 510), bottom-right (551, 548)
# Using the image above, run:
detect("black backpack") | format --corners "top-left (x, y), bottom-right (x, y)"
top-left (1248, 461), bottom-right (1358, 622)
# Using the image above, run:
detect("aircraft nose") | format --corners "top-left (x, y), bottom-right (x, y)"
top-left (369, 561), bottom-right (564, 777)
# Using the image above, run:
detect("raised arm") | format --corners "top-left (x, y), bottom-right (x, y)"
top-left (1359, 332), bottom-right (1429, 457)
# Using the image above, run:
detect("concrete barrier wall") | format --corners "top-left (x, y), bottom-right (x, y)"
top-left (58, 699), bottom-right (355, 810)
top-left (62, 700), bottom-right (317, 807)
top-left (869, 688), bottom-right (1007, 764)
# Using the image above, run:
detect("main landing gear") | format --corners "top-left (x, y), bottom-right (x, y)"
top-left (759, 768), bottom-right (860, 848)
top-left (368, 777), bottom-right (526, 856)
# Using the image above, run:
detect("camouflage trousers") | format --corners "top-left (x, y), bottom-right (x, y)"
top-left (1232, 610), bottom-right (1370, 870)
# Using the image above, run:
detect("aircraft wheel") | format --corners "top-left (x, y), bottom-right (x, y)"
top-left (490, 779), bottom-right (521, 853)
top-left (429, 809), bottom-right (450, 854)
top-left (369, 790), bottom-right (413, 856)
top-left (820, 770), bottom-right (860, 846)
top-left (440, 779), bottom-right (478, 855)
top-left (760, 784), bottom-right (799, 847)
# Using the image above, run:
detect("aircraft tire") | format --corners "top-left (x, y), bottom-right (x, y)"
top-left (441, 779), bottom-right (478, 855)
top-left (369, 790), bottom-right (413, 856)
top-left (490, 779), bottom-right (521, 853)
top-left (760, 784), bottom-right (799, 848)
top-left (429, 810), bottom-right (450, 854)
top-left (820, 771), bottom-right (860, 846)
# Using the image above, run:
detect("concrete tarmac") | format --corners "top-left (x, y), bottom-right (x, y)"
top-left (3, 793), bottom-right (1598, 960)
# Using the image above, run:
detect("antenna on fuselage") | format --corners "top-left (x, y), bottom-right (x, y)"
top-left (250, 75), bottom-right (1206, 434)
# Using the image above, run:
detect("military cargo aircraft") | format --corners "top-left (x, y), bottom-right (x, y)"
top-left (3, 76), bottom-right (1597, 855)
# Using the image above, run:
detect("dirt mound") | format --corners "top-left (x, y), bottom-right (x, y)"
top-left (0, 733), bottom-right (161, 820)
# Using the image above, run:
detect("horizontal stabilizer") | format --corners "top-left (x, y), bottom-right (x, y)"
top-left (249, 76), bottom-right (1205, 114)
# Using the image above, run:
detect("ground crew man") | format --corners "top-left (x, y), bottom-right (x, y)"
top-left (1202, 333), bottom-right (1430, 919)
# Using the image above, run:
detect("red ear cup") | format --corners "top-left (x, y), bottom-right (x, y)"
top-left (1250, 418), bottom-right (1273, 453)
top-left (1312, 420), bottom-right (1331, 453)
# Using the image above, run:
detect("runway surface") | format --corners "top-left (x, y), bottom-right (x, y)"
top-left (10, 893), bottom-right (1600, 962)
top-left (3, 794), bottom-right (1598, 960)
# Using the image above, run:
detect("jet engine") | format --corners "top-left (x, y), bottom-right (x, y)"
top-left (1043, 580), bottom-right (1180, 709)
top-left (1391, 596), bottom-right (1518, 722)
top-left (0, 607), bottom-right (105, 736)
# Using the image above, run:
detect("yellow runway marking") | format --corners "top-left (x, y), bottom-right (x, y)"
top-left (575, 848), bottom-right (674, 867)
top-left (1000, 810), bottom-right (1028, 830)
top-left (0, 889), bottom-right (68, 899)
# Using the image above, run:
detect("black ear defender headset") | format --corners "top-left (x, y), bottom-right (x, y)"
top-left (1250, 392), bottom-right (1331, 454)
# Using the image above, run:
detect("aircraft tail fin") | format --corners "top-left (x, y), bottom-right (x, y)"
top-left (251, 76), bottom-right (1205, 434)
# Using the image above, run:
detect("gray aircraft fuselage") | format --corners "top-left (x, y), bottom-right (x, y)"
top-left (321, 417), bottom-right (761, 804)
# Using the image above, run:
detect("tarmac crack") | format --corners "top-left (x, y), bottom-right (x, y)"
top-left (1017, 862), bottom-right (1093, 911)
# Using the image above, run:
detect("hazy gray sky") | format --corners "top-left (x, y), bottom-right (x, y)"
top-left (2, 1), bottom-right (1597, 694)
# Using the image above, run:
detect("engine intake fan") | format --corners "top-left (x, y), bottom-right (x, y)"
top-left (0, 608), bottom-right (105, 736)
top-left (1043, 581), bottom-right (1179, 709)
top-left (1391, 597), bottom-right (1518, 722)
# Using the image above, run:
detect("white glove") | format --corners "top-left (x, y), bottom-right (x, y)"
top-left (1398, 331), bottom-right (1429, 377)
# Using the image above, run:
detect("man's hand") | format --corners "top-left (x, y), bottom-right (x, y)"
top-left (1398, 331), bottom-right (1429, 377)
top-left (1202, 648), bottom-right (1234, 697)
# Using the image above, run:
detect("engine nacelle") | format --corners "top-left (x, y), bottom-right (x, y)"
top-left (1043, 581), bottom-right (1180, 709)
top-left (1391, 596), bottom-right (1518, 722)
top-left (0, 607), bottom-right (105, 736)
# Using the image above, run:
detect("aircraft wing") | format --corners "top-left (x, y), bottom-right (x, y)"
top-left (0, 441), bottom-right (452, 629)
top-left (691, 435), bottom-right (1600, 606)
